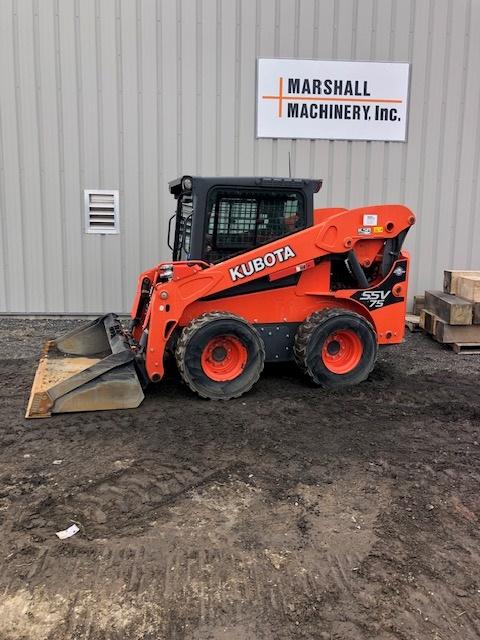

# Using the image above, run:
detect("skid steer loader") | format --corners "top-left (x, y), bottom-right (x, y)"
top-left (26, 176), bottom-right (415, 418)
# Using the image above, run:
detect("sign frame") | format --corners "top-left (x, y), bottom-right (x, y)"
top-left (256, 58), bottom-right (411, 143)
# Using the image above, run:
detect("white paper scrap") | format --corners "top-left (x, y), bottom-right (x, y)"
top-left (56, 524), bottom-right (79, 540)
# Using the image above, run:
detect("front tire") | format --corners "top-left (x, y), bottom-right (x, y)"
top-left (294, 308), bottom-right (377, 389)
top-left (175, 312), bottom-right (265, 400)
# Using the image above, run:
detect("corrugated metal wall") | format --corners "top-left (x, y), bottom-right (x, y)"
top-left (0, 0), bottom-right (479, 313)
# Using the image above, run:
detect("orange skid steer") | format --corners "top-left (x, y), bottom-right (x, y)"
top-left (26, 176), bottom-right (415, 418)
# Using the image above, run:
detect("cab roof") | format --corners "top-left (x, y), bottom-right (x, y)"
top-left (168, 175), bottom-right (322, 197)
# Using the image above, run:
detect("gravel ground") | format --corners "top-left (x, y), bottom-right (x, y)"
top-left (0, 318), bottom-right (479, 640)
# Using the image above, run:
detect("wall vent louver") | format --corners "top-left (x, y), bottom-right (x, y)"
top-left (84, 190), bottom-right (119, 234)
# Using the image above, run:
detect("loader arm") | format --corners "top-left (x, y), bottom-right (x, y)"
top-left (134, 204), bottom-right (415, 382)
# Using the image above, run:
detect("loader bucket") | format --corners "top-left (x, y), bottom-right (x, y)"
top-left (26, 314), bottom-right (145, 418)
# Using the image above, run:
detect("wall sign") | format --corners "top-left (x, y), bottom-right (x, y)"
top-left (257, 58), bottom-right (410, 142)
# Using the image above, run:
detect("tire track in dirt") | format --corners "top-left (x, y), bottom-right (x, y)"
top-left (0, 470), bottom-right (388, 637)
top-left (1, 326), bottom-right (480, 639)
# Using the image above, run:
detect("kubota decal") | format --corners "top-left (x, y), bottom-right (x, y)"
top-left (229, 245), bottom-right (296, 282)
top-left (357, 227), bottom-right (372, 235)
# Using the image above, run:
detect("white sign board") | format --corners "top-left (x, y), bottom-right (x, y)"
top-left (257, 59), bottom-right (410, 142)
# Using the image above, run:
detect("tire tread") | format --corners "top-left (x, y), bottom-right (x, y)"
top-left (293, 308), bottom-right (377, 386)
top-left (175, 311), bottom-right (265, 400)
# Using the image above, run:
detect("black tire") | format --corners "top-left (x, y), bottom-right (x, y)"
top-left (175, 311), bottom-right (265, 400)
top-left (294, 308), bottom-right (377, 389)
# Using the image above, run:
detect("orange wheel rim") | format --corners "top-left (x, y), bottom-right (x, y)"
top-left (321, 329), bottom-right (363, 374)
top-left (201, 335), bottom-right (248, 381)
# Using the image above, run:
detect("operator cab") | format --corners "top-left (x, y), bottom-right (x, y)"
top-left (168, 176), bottom-right (322, 263)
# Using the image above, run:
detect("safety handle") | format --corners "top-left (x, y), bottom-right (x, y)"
top-left (167, 212), bottom-right (176, 251)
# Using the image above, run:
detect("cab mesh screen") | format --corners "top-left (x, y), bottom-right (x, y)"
top-left (206, 189), bottom-right (304, 263)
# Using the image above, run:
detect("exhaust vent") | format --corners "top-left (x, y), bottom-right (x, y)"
top-left (84, 190), bottom-right (119, 234)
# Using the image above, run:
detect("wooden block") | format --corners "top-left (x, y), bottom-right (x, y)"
top-left (434, 318), bottom-right (480, 343)
top-left (419, 309), bottom-right (426, 329)
top-left (420, 309), bottom-right (439, 335)
top-left (412, 295), bottom-right (425, 316)
top-left (474, 303), bottom-right (480, 325)
top-left (424, 290), bottom-right (472, 325)
top-left (456, 276), bottom-right (480, 302)
top-left (443, 269), bottom-right (480, 294)
top-left (451, 342), bottom-right (480, 354)
top-left (405, 314), bottom-right (421, 332)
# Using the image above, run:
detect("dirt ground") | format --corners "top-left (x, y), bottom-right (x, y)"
top-left (0, 318), bottom-right (479, 640)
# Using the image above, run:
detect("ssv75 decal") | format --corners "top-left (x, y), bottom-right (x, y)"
top-left (357, 290), bottom-right (391, 309)
top-left (229, 245), bottom-right (296, 282)
top-left (351, 259), bottom-right (407, 310)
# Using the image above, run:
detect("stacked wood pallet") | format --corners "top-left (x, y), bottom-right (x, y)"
top-left (419, 270), bottom-right (480, 354)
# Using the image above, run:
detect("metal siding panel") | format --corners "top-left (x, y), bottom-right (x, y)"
top-left (255, 0), bottom-right (275, 176)
top-left (15, 0), bottom-right (46, 311)
top-left (470, 158), bottom-right (480, 268)
top-left (114, 0), bottom-right (127, 309)
top-left (34, 0), bottom-right (65, 311)
top-left (77, 0), bottom-right (103, 311)
top-left (97, 0), bottom-right (122, 312)
top-left (119, 0), bottom-right (142, 304)
top-left (362, 1), bottom-right (386, 206)
top-left (233, 0), bottom-right (241, 175)
top-left (384, 0), bottom-right (411, 204)
top-left (237, 0), bottom-right (257, 175)
top-left (348, 0), bottom-right (373, 208)
top-left (365, 2), bottom-right (389, 207)
top-left (158, 0), bottom-right (180, 278)
top-left (402, 0), bottom-right (432, 296)
top-left (160, 0), bottom-right (179, 178)
top-left (336, 0), bottom-right (357, 58)
top-left (467, 2), bottom-right (480, 269)
top-left (200, 0), bottom-right (218, 175)
top-left (431, 0), bottom-right (467, 281)
top-left (316, 0), bottom-right (335, 58)
top-left (275, 0), bottom-right (296, 177)
top-left (464, 0), bottom-right (480, 270)
top-left (446, 0), bottom-right (472, 271)
top-left (312, 1), bottom-right (336, 208)
top-left (416, 0), bottom-right (450, 294)
top-left (354, 0), bottom-right (374, 59)
top-left (139, 0), bottom-right (162, 276)
top-left (180, 0), bottom-right (197, 175)
top-left (296, 0), bottom-right (316, 181)
top-left (452, 0), bottom-right (480, 268)
top-left (219, 1), bottom-right (236, 175)
top-left (57, 0), bottom-right (85, 312)
top-left (0, 0), bottom-right (26, 311)
top-left (195, 1), bottom-right (203, 176)
top-left (1, 0), bottom-right (480, 313)
top-left (297, 0), bottom-right (315, 58)
top-left (0, 93), bottom-right (8, 310)
top-left (329, 0), bottom-right (356, 208)
top-left (397, 0), bottom-right (416, 260)
top-left (34, 0), bottom-right (66, 311)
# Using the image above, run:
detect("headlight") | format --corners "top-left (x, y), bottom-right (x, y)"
top-left (182, 176), bottom-right (193, 191)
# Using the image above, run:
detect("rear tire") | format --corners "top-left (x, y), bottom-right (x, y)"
top-left (294, 308), bottom-right (377, 389)
top-left (175, 311), bottom-right (265, 400)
